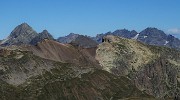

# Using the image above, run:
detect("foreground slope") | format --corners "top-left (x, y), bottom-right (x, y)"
top-left (0, 47), bottom-right (153, 100)
top-left (96, 35), bottom-right (180, 98)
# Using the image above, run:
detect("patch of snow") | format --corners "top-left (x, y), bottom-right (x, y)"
top-left (132, 34), bottom-right (139, 40)
top-left (164, 41), bottom-right (169, 45)
top-left (144, 36), bottom-right (148, 38)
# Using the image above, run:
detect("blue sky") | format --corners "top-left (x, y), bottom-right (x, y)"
top-left (0, 0), bottom-right (180, 39)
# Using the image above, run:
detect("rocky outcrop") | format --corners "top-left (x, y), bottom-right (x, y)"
top-left (134, 58), bottom-right (179, 98)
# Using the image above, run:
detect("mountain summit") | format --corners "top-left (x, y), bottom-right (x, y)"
top-left (1, 23), bottom-right (38, 46)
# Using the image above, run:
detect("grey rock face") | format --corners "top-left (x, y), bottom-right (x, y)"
top-left (30, 30), bottom-right (54, 45)
top-left (134, 58), bottom-right (179, 98)
top-left (0, 23), bottom-right (38, 46)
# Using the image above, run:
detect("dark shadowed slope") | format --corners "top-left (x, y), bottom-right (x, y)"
top-left (30, 30), bottom-right (54, 45)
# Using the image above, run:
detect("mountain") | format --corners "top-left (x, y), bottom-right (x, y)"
top-left (138, 28), bottom-right (167, 46)
top-left (0, 39), bottom-right (154, 100)
top-left (58, 33), bottom-right (98, 48)
top-left (138, 28), bottom-right (180, 49)
top-left (96, 35), bottom-right (180, 98)
top-left (0, 23), bottom-right (38, 46)
top-left (30, 30), bottom-right (54, 45)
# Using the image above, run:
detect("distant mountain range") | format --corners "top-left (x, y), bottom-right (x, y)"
top-left (1, 23), bottom-right (180, 50)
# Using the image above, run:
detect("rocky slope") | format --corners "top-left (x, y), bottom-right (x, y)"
top-left (96, 35), bottom-right (180, 99)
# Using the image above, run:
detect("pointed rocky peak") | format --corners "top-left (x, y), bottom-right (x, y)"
top-left (139, 27), bottom-right (166, 36)
top-left (131, 30), bottom-right (138, 34)
top-left (42, 29), bottom-right (48, 33)
top-left (1, 23), bottom-right (38, 46)
top-left (39, 30), bottom-right (53, 38)
top-left (30, 30), bottom-right (54, 45)
top-left (10, 23), bottom-right (37, 37)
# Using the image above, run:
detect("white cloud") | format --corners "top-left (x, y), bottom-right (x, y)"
top-left (167, 28), bottom-right (180, 34)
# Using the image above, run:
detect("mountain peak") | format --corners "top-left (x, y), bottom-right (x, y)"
top-left (20, 22), bottom-right (30, 27)
top-left (42, 29), bottom-right (49, 34)
top-left (1, 23), bottom-right (38, 46)
top-left (10, 23), bottom-right (37, 37)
